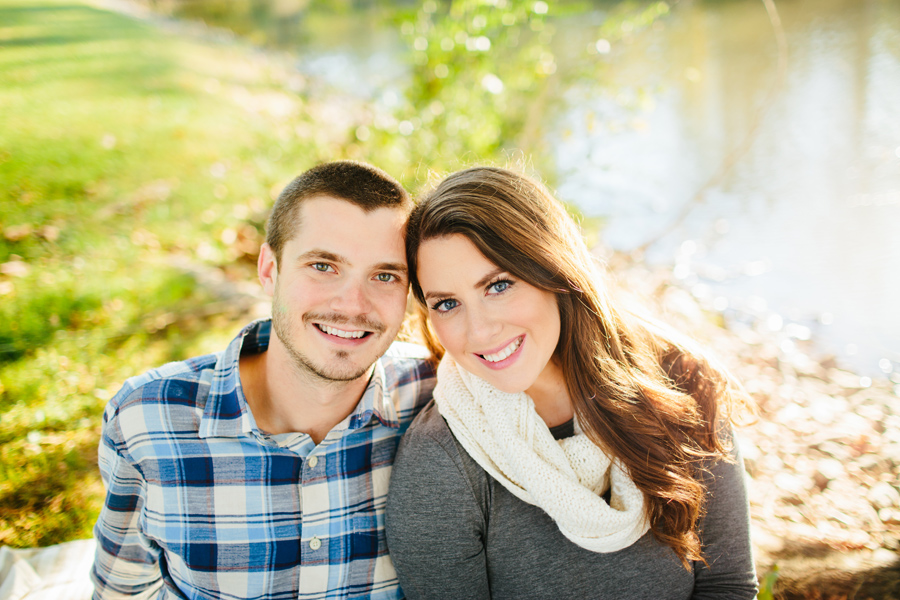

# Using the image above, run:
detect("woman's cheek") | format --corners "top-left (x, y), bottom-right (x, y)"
top-left (432, 317), bottom-right (462, 356)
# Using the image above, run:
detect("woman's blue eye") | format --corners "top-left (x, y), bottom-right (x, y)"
top-left (488, 280), bottom-right (512, 294)
top-left (313, 263), bottom-right (331, 272)
top-left (432, 299), bottom-right (459, 313)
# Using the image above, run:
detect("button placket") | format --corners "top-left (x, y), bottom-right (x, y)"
top-left (299, 451), bottom-right (328, 593)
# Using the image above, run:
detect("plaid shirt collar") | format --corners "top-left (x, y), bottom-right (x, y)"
top-left (198, 318), bottom-right (399, 440)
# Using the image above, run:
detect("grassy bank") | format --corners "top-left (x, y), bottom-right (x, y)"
top-left (0, 0), bottom-right (364, 546)
top-left (0, 0), bottom-right (588, 546)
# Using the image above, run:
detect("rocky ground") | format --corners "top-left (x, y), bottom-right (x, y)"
top-left (607, 252), bottom-right (900, 598)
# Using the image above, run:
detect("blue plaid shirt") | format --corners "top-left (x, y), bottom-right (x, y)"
top-left (92, 319), bottom-right (435, 600)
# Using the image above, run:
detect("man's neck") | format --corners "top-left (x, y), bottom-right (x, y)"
top-left (239, 336), bottom-right (372, 445)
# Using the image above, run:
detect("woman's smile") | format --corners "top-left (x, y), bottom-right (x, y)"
top-left (475, 334), bottom-right (525, 367)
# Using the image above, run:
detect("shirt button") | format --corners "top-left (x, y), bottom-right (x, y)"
top-left (309, 537), bottom-right (322, 550)
top-left (308, 455), bottom-right (318, 468)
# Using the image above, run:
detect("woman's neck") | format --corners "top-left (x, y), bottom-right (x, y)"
top-left (525, 358), bottom-right (574, 428)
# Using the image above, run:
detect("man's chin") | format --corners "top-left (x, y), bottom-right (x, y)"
top-left (275, 318), bottom-right (397, 383)
top-left (295, 351), bottom-right (377, 383)
top-left (307, 363), bottom-right (372, 383)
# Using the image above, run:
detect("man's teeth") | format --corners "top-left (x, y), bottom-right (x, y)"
top-left (481, 337), bottom-right (522, 363)
top-left (319, 324), bottom-right (366, 339)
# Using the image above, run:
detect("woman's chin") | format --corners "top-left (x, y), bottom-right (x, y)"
top-left (475, 371), bottom-right (530, 395)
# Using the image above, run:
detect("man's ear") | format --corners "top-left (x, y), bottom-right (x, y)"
top-left (258, 243), bottom-right (278, 297)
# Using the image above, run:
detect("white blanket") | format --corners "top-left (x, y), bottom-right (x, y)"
top-left (0, 539), bottom-right (95, 600)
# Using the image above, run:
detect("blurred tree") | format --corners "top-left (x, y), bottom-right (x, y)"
top-left (355, 0), bottom-right (672, 183)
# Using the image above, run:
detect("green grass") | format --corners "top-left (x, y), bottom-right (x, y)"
top-left (0, 0), bottom-right (622, 548)
top-left (0, 0), bottom-right (348, 547)
top-left (0, 0), bottom-right (505, 547)
top-left (0, 2), bottom-right (321, 260)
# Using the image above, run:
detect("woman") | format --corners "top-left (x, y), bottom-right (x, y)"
top-left (385, 166), bottom-right (757, 599)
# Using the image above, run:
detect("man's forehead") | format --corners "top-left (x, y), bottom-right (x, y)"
top-left (285, 196), bottom-right (407, 263)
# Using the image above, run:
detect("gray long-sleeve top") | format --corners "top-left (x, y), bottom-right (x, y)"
top-left (385, 401), bottom-right (758, 600)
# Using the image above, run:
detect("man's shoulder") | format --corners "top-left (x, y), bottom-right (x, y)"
top-left (380, 341), bottom-right (436, 384)
top-left (375, 342), bottom-right (436, 426)
top-left (108, 352), bottom-right (220, 416)
top-left (383, 340), bottom-right (431, 361)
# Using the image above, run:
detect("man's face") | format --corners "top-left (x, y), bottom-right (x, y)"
top-left (261, 195), bottom-right (409, 383)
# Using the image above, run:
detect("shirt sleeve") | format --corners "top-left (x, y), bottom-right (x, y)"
top-left (691, 427), bottom-right (759, 599)
top-left (91, 404), bottom-right (165, 600)
top-left (385, 403), bottom-right (491, 600)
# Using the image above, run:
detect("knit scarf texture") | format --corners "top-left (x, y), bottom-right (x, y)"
top-left (434, 355), bottom-right (650, 553)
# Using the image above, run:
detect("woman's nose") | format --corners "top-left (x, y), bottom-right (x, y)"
top-left (465, 307), bottom-right (501, 345)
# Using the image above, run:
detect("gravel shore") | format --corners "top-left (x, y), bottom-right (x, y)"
top-left (607, 251), bottom-right (900, 596)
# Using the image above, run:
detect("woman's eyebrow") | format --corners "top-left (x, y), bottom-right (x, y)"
top-left (423, 289), bottom-right (450, 301)
top-left (474, 267), bottom-right (506, 289)
top-left (423, 268), bottom-right (507, 301)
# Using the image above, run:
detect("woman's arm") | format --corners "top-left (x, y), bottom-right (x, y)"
top-left (692, 428), bottom-right (759, 599)
top-left (386, 402), bottom-right (491, 600)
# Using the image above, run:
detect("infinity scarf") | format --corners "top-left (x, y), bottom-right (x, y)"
top-left (434, 355), bottom-right (650, 553)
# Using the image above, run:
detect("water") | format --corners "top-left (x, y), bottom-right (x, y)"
top-left (159, 0), bottom-right (900, 377)
top-left (551, 0), bottom-right (900, 377)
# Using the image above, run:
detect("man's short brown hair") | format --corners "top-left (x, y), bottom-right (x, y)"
top-left (266, 160), bottom-right (411, 264)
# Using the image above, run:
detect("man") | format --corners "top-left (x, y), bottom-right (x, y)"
top-left (91, 161), bottom-right (435, 599)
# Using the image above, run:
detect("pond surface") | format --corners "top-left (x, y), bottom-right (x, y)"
top-left (551, 0), bottom-right (900, 379)
top-left (161, 0), bottom-right (900, 377)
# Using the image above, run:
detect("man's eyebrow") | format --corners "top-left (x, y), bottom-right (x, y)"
top-left (423, 267), bottom-right (506, 301)
top-left (375, 262), bottom-right (409, 275)
top-left (297, 249), bottom-right (346, 263)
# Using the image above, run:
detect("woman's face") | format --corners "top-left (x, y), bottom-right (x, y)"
top-left (417, 234), bottom-right (563, 398)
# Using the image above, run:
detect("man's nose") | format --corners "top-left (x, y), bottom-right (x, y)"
top-left (330, 278), bottom-right (373, 315)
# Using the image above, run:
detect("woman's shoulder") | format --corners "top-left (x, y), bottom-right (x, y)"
top-left (406, 399), bottom-right (451, 436)
top-left (401, 400), bottom-right (470, 463)
top-left (395, 399), bottom-right (460, 460)
top-left (398, 399), bottom-right (458, 455)
top-left (395, 400), bottom-right (490, 496)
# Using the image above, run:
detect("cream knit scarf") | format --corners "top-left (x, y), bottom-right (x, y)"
top-left (434, 355), bottom-right (650, 553)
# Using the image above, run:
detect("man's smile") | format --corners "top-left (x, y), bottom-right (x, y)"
top-left (314, 323), bottom-right (372, 340)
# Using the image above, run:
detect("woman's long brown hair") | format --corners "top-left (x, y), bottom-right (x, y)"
top-left (406, 166), bottom-right (747, 567)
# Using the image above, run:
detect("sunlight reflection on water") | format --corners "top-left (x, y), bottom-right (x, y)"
top-left (553, 0), bottom-right (900, 377)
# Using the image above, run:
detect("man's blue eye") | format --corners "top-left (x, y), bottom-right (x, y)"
top-left (313, 263), bottom-right (330, 272)
top-left (376, 273), bottom-right (395, 282)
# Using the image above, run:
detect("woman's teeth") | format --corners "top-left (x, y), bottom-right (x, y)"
top-left (318, 324), bottom-right (366, 339)
top-left (481, 337), bottom-right (522, 363)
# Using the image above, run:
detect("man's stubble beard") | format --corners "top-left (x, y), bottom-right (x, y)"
top-left (271, 295), bottom-right (389, 384)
